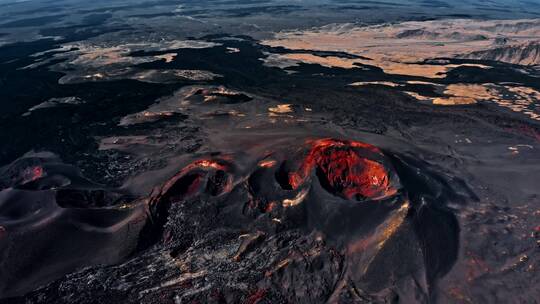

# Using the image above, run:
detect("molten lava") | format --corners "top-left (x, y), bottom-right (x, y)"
top-left (288, 138), bottom-right (398, 200)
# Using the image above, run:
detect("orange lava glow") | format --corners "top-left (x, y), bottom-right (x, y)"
top-left (289, 138), bottom-right (396, 200)
top-left (21, 166), bottom-right (44, 184)
top-left (258, 159), bottom-right (277, 168)
top-left (31, 166), bottom-right (43, 180)
top-left (189, 159), bottom-right (228, 171)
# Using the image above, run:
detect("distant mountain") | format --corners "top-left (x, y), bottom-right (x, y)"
top-left (395, 29), bottom-right (441, 39)
top-left (478, 20), bottom-right (540, 34)
top-left (395, 28), bottom-right (489, 41)
top-left (460, 41), bottom-right (540, 65)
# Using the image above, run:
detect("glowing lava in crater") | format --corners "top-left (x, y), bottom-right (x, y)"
top-left (151, 138), bottom-right (400, 208)
top-left (285, 138), bottom-right (400, 200)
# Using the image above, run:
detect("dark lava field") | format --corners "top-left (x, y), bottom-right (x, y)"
top-left (0, 0), bottom-right (539, 303)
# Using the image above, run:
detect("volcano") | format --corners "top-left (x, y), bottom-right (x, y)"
top-left (1, 1), bottom-right (539, 302)
top-left (1, 138), bottom-right (470, 303)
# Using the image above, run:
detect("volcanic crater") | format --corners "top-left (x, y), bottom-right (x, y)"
top-left (1, 137), bottom-right (471, 303)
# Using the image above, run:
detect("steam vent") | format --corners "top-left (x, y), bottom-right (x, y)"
top-left (1, 1), bottom-right (539, 303)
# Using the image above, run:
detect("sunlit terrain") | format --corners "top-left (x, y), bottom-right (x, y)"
top-left (0, 0), bottom-right (539, 303)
